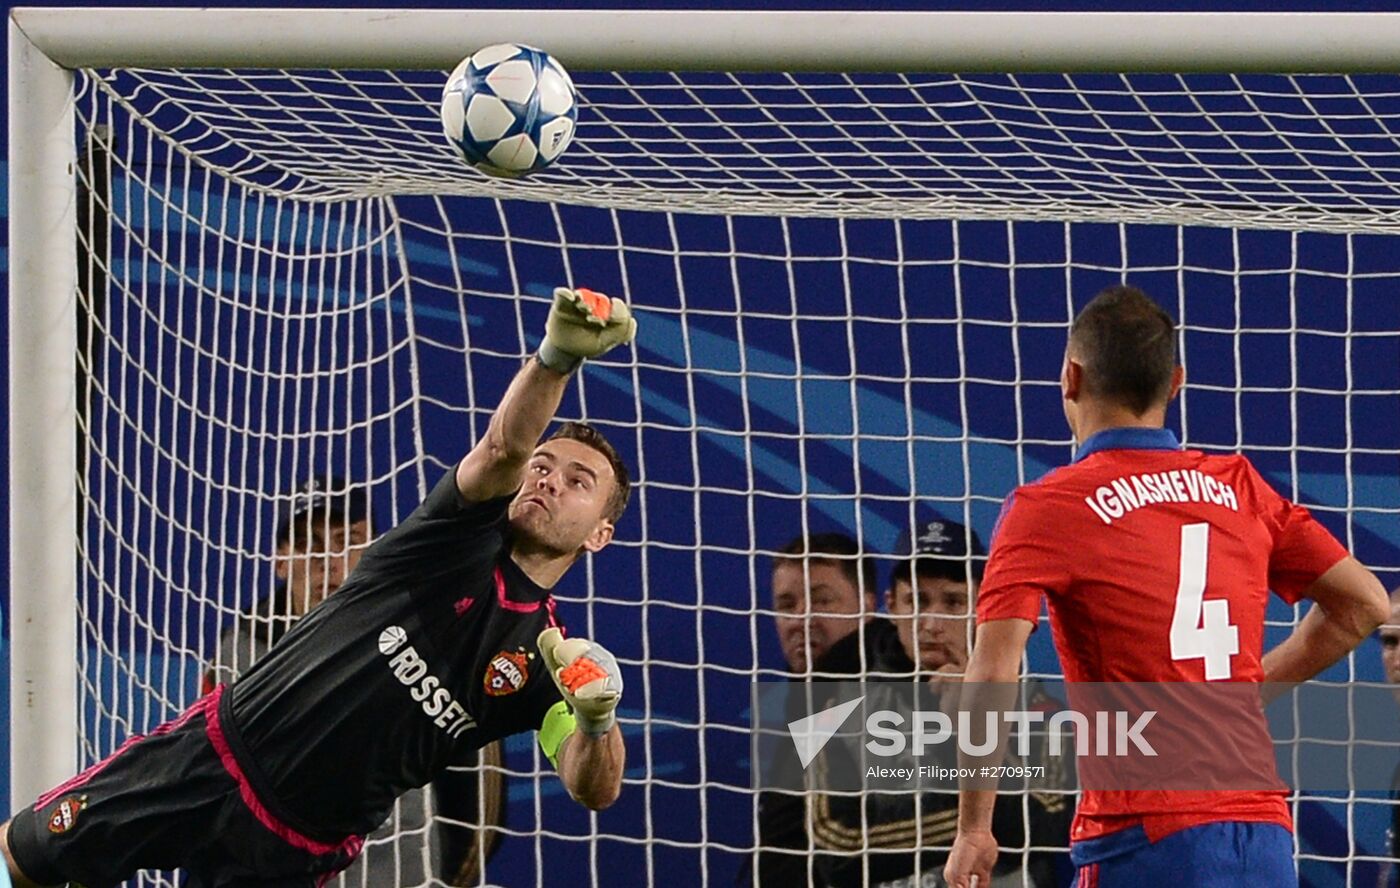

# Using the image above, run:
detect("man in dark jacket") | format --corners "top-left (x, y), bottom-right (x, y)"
top-left (809, 516), bottom-right (1073, 888)
top-left (748, 533), bottom-right (878, 886)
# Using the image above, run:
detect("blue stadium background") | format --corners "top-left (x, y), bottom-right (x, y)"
top-left (6, 2), bottom-right (1400, 887)
top-left (53, 179), bottom-right (1400, 887)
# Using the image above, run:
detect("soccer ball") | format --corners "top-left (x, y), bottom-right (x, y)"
top-left (440, 44), bottom-right (579, 178)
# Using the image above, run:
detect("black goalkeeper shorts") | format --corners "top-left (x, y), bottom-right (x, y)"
top-left (8, 686), bottom-right (364, 888)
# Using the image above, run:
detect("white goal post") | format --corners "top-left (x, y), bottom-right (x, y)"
top-left (15, 9), bottom-right (1400, 71)
top-left (9, 9), bottom-right (1400, 885)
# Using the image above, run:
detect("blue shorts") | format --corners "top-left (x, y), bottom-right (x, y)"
top-left (1069, 821), bottom-right (1296, 888)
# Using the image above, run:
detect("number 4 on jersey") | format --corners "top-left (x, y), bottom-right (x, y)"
top-left (1169, 523), bottom-right (1240, 680)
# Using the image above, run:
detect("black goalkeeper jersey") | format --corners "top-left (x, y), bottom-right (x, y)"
top-left (226, 471), bottom-right (564, 838)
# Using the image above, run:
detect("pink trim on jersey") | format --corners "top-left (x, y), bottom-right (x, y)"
top-left (495, 565), bottom-right (542, 613)
top-left (203, 685), bottom-right (361, 859)
top-left (545, 596), bottom-right (561, 631)
top-left (35, 696), bottom-right (207, 810)
top-left (453, 595), bottom-right (476, 616)
top-left (314, 835), bottom-right (365, 887)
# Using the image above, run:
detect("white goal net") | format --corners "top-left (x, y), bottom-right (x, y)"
top-left (12, 16), bottom-right (1400, 888)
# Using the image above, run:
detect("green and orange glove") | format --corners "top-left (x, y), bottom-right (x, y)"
top-left (537, 627), bottom-right (623, 737)
top-left (537, 286), bottom-right (638, 375)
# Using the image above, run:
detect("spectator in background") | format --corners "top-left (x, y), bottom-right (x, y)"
top-left (204, 477), bottom-right (371, 691)
top-left (813, 516), bottom-right (974, 679)
top-left (1378, 587), bottom-right (1400, 888)
top-left (203, 476), bottom-right (504, 887)
top-left (748, 532), bottom-right (879, 886)
top-left (809, 515), bottom-right (1072, 888)
top-left (771, 532), bottom-right (878, 675)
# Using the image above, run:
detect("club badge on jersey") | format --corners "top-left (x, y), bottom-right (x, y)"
top-left (48, 795), bottom-right (88, 834)
top-left (484, 648), bottom-right (533, 697)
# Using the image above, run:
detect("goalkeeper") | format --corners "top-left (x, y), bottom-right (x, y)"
top-left (0, 287), bottom-right (636, 888)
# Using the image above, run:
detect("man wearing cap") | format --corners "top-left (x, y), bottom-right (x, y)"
top-left (807, 516), bottom-right (1072, 888)
top-left (201, 476), bottom-right (505, 887)
top-left (807, 519), bottom-right (980, 680)
top-left (204, 476), bottom-right (372, 692)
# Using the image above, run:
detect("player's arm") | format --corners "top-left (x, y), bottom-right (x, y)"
top-left (1252, 466), bottom-right (1389, 694)
top-left (947, 488), bottom-right (1062, 888)
top-left (557, 723), bottom-right (625, 811)
top-left (1262, 556), bottom-right (1389, 692)
top-left (456, 287), bottom-right (636, 503)
top-left (944, 618), bottom-right (1033, 888)
top-left (537, 629), bottom-right (626, 810)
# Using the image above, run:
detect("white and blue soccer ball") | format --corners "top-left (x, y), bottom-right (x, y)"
top-left (440, 44), bottom-right (579, 178)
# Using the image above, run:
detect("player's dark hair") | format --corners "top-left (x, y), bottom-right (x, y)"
top-left (773, 533), bottom-right (878, 601)
top-left (547, 421), bottom-right (632, 523)
top-left (1069, 285), bottom-right (1178, 415)
top-left (889, 555), bottom-right (982, 590)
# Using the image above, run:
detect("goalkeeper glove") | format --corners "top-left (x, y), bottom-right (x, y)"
top-left (537, 286), bottom-right (638, 375)
top-left (537, 627), bottom-right (623, 737)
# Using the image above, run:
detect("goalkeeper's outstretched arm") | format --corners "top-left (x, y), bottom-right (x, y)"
top-left (456, 287), bottom-right (637, 503)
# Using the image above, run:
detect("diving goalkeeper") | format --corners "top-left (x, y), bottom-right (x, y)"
top-left (0, 287), bottom-right (636, 888)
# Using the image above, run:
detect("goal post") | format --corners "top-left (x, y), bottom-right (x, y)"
top-left (9, 13), bottom-right (78, 805)
top-left (17, 9), bottom-right (1400, 71)
top-left (8, 8), bottom-right (1400, 887)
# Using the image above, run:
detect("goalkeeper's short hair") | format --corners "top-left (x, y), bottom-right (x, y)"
top-left (548, 421), bottom-right (632, 523)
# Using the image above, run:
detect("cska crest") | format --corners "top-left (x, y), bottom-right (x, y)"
top-left (484, 649), bottom-right (531, 697)
top-left (48, 795), bottom-right (88, 834)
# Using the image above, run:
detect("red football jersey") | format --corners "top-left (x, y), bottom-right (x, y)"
top-left (977, 428), bottom-right (1348, 843)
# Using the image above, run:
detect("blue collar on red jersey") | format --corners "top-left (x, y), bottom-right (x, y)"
top-left (1072, 427), bottom-right (1181, 464)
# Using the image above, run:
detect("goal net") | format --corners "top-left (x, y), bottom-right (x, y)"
top-left (12, 12), bottom-right (1400, 888)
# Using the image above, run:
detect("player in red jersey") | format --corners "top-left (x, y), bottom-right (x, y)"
top-left (944, 285), bottom-right (1389, 887)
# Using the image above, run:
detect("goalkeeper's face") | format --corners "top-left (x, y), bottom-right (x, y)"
top-left (509, 439), bottom-right (618, 557)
